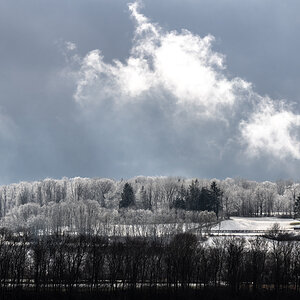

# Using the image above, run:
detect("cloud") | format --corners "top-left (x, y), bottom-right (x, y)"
top-left (65, 41), bottom-right (76, 51)
top-left (70, 1), bottom-right (300, 166)
top-left (240, 98), bottom-right (300, 159)
top-left (74, 2), bottom-right (250, 118)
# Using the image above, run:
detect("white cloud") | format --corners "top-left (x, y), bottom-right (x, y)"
top-left (73, 1), bottom-right (249, 117)
top-left (240, 98), bottom-right (300, 159)
top-left (71, 1), bottom-right (300, 162)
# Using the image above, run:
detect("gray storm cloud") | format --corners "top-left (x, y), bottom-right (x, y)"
top-left (71, 2), bottom-right (300, 162)
top-left (1, 0), bottom-right (300, 184)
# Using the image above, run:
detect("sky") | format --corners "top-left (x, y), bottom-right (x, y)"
top-left (1, 0), bottom-right (300, 184)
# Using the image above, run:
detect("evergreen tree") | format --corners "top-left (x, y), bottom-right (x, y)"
top-left (171, 185), bottom-right (186, 210)
top-left (119, 183), bottom-right (135, 208)
top-left (186, 180), bottom-right (201, 210)
top-left (186, 180), bottom-right (217, 212)
top-left (210, 181), bottom-right (223, 219)
top-left (199, 187), bottom-right (212, 211)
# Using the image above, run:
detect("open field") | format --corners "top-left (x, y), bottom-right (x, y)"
top-left (212, 217), bottom-right (295, 231)
top-left (53, 217), bottom-right (298, 237)
top-left (208, 217), bottom-right (300, 237)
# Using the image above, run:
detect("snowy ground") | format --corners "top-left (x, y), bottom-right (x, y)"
top-left (212, 217), bottom-right (295, 231)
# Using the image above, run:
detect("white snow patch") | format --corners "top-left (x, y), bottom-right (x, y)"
top-left (213, 217), bottom-right (294, 231)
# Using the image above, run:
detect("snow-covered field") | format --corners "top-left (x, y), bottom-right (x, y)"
top-left (212, 217), bottom-right (295, 231)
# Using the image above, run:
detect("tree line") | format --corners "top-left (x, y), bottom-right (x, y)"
top-left (0, 177), bottom-right (299, 223)
top-left (119, 180), bottom-right (223, 217)
top-left (0, 231), bottom-right (300, 295)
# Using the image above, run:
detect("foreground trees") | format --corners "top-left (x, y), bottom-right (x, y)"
top-left (0, 232), bottom-right (300, 294)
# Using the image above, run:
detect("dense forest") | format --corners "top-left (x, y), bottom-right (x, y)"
top-left (0, 177), bottom-right (299, 234)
